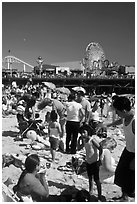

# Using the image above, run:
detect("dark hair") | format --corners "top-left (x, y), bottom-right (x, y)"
top-left (50, 110), bottom-right (58, 121)
top-left (25, 154), bottom-right (40, 173)
top-left (68, 93), bottom-right (75, 101)
top-left (28, 96), bottom-right (36, 108)
top-left (79, 124), bottom-right (94, 136)
top-left (14, 154), bottom-right (40, 192)
top-left (112, 95), bottom-right (119, 101)
top-left (113, 96), bottom-right (131, 112)
top-left (77, 91), bottom-right (85, 97)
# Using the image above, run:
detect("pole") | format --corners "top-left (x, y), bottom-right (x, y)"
top-left (37, 56), bottom-right (43, 78)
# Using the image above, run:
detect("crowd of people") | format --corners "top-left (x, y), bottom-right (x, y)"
top-left (2, 80), bottom-right (135, 202)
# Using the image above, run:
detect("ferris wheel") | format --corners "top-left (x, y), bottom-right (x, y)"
top-left (84, 42), bottom-right (106, 70)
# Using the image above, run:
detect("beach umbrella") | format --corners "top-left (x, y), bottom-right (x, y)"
top-left (56, 87), bottom-right (70, 95)
top-left (72, 86), bottom-right (86, 94)
top-left (42, 82), bottom-right (56, 90)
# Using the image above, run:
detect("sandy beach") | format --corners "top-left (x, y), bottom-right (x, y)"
top-left (2, 114), bottom-right (135, 202)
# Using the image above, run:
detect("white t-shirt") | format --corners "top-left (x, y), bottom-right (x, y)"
top-left (66, 101), bottom-right (82, 122)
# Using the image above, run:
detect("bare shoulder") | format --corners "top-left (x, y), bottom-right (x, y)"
top-left (92, 138), bottom-right (100, 147)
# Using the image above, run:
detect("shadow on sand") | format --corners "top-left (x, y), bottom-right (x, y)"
top-left (2, 131), bottom-right (18, 138)
top-left (45, 182), bottom-right (100, 202)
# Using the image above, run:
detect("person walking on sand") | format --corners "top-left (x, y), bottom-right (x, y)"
top-left (98, 96), bottom-right (135, 201)
top-left (79, 124), bottom-right (105, 202)
top-left (48, 110), bottom-right (62, 162)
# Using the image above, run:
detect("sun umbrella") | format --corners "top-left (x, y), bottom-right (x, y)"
top-left (56, 87), bottom-right (71, 95)
top-left (72, 86), bottom-right (86, 94)
top-left (42, 82), bottom-right (56, 90)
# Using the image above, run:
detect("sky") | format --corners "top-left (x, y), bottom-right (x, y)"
top-left (2, 1), bottom-right (135, 67)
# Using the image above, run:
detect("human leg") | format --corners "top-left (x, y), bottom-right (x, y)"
top-left (70, 122), bottom-right (80, 154)
top-left (93, 162), bottom-right (102, 199)
top-left (95, 179), bottom-right (106, 201)
top-left (88, 177), bottom-right (93, 195)
top-left (86, 163), bottom-right (94, 195)
top-left (60, 118), bottom-right (66, 138)
top-left (95, 180), bottom-right (102, 199)
top-left (50, 148), bottom-right (56, 161)
top-left (49, 137), bottom-right (59, 161)
top-left (65, 121), bottom-right (72, 153)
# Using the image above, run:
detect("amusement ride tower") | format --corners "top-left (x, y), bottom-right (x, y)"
top-left (83, 42), bottom-right (106, 75)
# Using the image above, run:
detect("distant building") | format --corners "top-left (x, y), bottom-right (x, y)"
top-left (125, 65), bottom-right (135, 78)
top-left (56, 67), bottom-right (70, 75)
top-left (125, 65), bottom-right (135, 74)
top-left (52, 61), bottom-right (84, 71)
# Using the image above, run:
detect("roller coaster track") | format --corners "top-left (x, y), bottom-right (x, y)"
top-left (3, 56), bottom-right (34, 70)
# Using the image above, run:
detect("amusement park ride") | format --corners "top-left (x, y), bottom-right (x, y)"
top-left (2, 42), bottom-right (135, 94)
top-left (83, 42), bottom-right (106, 72)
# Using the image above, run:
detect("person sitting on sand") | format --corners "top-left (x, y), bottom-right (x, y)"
top-left (13, 154), bottom-right (49, 202)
